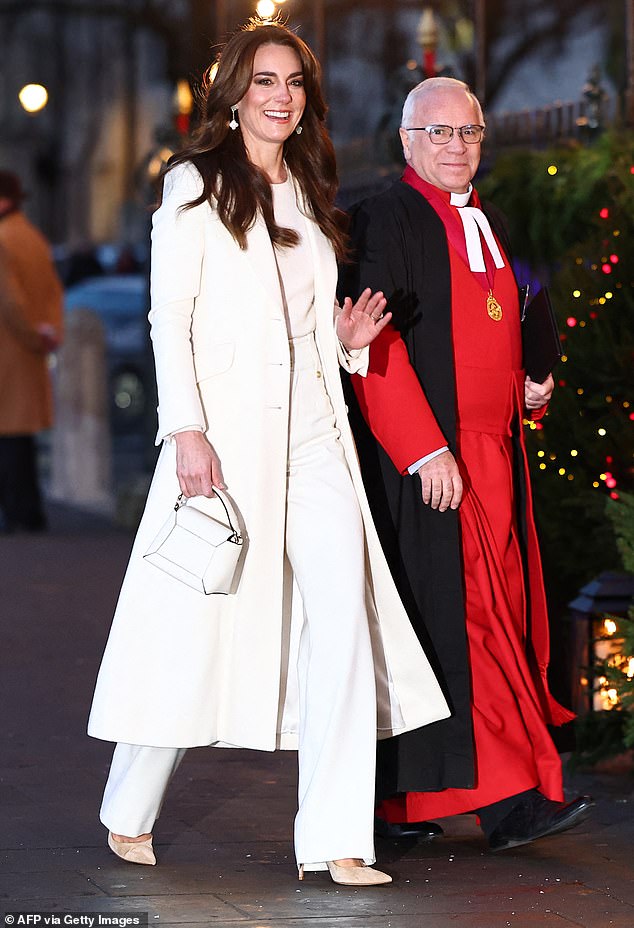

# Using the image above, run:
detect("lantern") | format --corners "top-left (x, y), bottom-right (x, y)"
top-left (568, 571), bottom-right (634, 713)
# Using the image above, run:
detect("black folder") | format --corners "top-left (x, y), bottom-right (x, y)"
top-left (520, 286), bottom-right (562, 384)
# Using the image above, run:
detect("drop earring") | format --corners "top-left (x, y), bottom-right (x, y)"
top-left (229, 106), bottom-right (239, 131)
top-left (295, 125), bottom-right (303, 135)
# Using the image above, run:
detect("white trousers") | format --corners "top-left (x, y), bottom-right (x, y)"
top-left (100, 332), bottom-right (377, 869)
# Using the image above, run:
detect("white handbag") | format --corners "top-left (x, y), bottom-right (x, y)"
top-left (143, 489), bottom-right (244, 595)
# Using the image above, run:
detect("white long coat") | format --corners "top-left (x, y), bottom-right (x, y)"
top-left (88, 163), bottom-right (450, 750)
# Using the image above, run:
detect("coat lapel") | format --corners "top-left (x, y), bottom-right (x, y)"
top-left (243, 213), bottom-right (284, 314)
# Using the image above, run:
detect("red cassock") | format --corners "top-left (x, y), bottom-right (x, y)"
top-left (353, 182), bottom-right (573, 821)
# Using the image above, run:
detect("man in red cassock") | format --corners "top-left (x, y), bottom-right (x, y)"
top-left (340, 78), bottom-right (593, 851)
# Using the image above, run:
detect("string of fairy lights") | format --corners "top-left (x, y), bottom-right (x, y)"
top-left (543, 164), bottom-right (634, 718)
top-left (523, 163), bottom-right (634, 502)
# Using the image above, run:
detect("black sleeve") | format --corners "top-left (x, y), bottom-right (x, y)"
top-left (338, 193), bottom-right (420, 338)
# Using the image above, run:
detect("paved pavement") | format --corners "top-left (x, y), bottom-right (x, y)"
top-left (1, 502), bottom-right (633, 928)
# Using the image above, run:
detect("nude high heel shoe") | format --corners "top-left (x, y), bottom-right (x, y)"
top-left (108, 832), bottom-right (156, 866)
top-left (298, 861), bottom-right (392, 886)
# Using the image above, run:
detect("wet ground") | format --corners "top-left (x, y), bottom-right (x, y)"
top-left (1, 503), bottom-right (633, 928)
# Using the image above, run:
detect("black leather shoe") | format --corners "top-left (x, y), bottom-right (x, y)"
top-left (488, 794), bottom-right (595, 851)
top-left (374, 817), bottom-right (444, 840)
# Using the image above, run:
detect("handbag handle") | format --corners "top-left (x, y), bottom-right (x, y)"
top-left (174, 488), bottom-right (242, 542)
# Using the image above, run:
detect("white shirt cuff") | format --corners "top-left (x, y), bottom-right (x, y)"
top-left (166, 425), bottom-right (205, 441)
top-left (336, 340), bottom-right (369, 376)
top-left (408, 446), bottom-right (448, 475)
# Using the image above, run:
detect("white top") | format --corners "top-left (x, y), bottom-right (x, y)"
top-left (271, 177), bottom-right (316, 339)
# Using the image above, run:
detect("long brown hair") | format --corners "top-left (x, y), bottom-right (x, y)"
top-left (167, 20), bottom-right (348, 261)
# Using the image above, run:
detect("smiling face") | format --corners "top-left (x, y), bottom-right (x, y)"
top-left (399, 86), bottom-right (482, 193)
top-left (236, 43), bottom-right (306, 165)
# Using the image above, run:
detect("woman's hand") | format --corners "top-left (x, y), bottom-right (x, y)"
top-left (174, 430), bottom-right (226, 498)
top-left (525, 373), bottom-right (554, 410)
top-left (336, 288), bottom-right (392, 351)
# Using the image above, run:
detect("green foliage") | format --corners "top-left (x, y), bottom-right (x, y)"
top-left (482, 131), bottom-right (634, 604)
top-left (529, 480), bottom-right (619, 602)
top-left (530, 136), bottom-right (634, 595)
top-left (479, 131), bottom-right (634, 267)
top-left (607, 492), bottom-right (634, 573)
top-left (568, 709), bottom-right (628, 770)
top-left (483, 131), bottom-right (634, 768)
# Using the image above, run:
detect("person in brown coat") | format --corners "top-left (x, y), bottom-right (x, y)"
top-left (0, 171), bottom-right (63, 531)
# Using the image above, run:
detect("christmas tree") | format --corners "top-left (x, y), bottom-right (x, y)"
top-left (480, 131), bottom-right (634, 606)
top-left (480, 133), bottom-right (634, 752)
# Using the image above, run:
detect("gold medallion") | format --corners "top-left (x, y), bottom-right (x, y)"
top-left (487, 290), bottom-right (503, 321)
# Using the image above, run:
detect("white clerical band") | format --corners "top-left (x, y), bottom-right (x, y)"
top-left (456, 207), bottom-right (505, 273)
top-left (450, 187), bottom-right (506, 274)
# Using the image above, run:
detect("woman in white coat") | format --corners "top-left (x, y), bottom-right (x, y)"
top-left (88, 20), bottom-right (449, 886)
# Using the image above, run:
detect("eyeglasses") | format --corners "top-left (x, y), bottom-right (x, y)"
top-left (405, 124), bottom-right (485, 144)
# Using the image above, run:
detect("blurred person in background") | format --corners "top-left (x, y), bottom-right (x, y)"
top-left (0, 170), bottom-right (63, 533)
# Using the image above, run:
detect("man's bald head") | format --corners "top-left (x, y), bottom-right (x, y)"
top-left (401, 78), bottom-right (484, 130)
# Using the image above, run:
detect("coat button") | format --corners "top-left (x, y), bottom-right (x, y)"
top-left (316, 370), bottom-right (322, 378)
